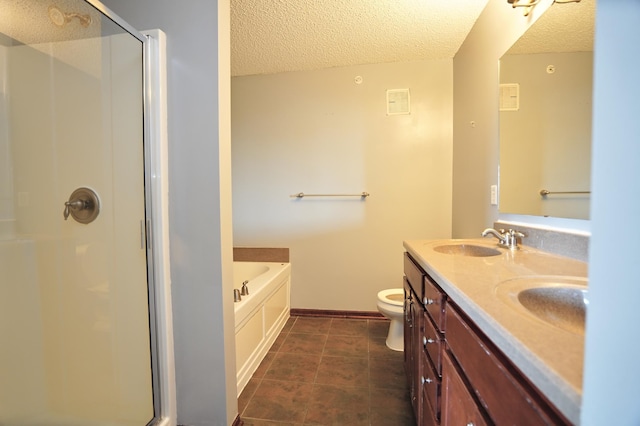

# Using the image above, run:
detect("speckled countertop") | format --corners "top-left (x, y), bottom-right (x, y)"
top-left (403, 238), bottom-right (588, 425)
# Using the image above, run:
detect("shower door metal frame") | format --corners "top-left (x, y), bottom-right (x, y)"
top-left (82, 2), bottom-right (176, 425)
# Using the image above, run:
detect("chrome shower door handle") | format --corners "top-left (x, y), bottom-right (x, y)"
top-left (63, 187), bottom-right (100, 224)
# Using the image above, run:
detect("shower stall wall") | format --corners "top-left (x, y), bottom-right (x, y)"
top-left (0, 1), bottom-right (168, 425)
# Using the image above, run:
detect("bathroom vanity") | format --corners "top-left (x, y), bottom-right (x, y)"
top-left (403, 239), bottom-right (587, 425)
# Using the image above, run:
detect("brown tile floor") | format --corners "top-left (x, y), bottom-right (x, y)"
top-left (238, 316), bottom-right (416, 426)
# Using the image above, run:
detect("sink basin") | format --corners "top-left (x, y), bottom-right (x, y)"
top-left (496, 276), bottom-right (588, 335)
top-left (433, 244), bottom-right (501, 257)
top-left (517, 287), bottom-right (587, 335)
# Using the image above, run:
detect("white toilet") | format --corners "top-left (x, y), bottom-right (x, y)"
top-left (377, 288), bottom-right (405, 351)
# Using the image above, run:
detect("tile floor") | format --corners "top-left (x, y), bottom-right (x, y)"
top-left (238, 316), bottom-right (416, 426)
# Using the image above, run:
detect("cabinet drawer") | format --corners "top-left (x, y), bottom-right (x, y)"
top-left (422, 311), bottom-right (443, 377)
top-left (421, 382), bottom-right (438, 426)
top-left (446, 305), bottom-right (564, 425)
top-left (421, 350), bottom-right (440, 423)
top-left (404, 253), bottom-right (424, 297)
top-left (441, 349), bottom-right (489, 426)
top-left (423, 274), bottom-right (446, 331)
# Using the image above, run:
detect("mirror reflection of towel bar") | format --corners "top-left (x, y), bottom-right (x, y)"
top-left (540, 189), bottom-right (591, 196)
top-left (290, 192), bottom-right (370, 198)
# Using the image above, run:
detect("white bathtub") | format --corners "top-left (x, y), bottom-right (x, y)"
top-left (233, 261), bottom-right (291, 396)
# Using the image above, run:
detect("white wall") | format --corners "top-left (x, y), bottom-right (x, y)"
top-left (232, 60), bottom-right (453, 311)
top-left (581, 1), bottom-right (640, 424)
top-left (99, 1), bottom-right (237, 425)
top-left (452, 0), bottom-right (553, 237)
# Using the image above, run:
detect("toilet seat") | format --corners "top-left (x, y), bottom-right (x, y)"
top-left (377, 288), bottom-right (404, 306)
top-left (376, 288), bottom-right (405, 351)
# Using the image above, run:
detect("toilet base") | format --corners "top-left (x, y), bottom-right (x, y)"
top-left (385, 318), bottom-right (404, 351)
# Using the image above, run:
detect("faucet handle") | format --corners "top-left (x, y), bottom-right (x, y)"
top-left (504, 229), bottom-right (526, 249)
top-left (508, 229), bottom-right (525, 238)
top-left (482, 227), bottom-right (524, 249)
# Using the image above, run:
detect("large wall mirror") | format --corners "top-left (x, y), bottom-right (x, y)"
top-left (499, 0), bottom-right (595, 220)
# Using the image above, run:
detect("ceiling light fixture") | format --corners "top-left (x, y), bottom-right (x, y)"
top-left (507, 0), bottom-right (540, 16)
top-left (508, 0), bottom-right (582, 17)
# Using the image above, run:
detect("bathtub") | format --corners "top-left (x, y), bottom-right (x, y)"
top-left (234, 261), bottom-right (291, 396)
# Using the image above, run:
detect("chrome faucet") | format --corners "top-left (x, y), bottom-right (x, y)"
top-left (481, 228), bottom-right (525, 249)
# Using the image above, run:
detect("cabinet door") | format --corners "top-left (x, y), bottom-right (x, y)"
top-left (422, 311), bottom-right (443, 377)
top-left (441, 349), bottom-right (488, 426)
top-left (403, 278), bottom-right (413, 382)
top-left (423, 274), bottom-right (446, 331)
top-left (404, 279), bottom-right (422, 419)
top-left (446, 305), bottom-right (568, 425)
top-left (421, 350), bottom-right (441, 423)
top-left (404, 253), bottom-right (424, 298)
top-left (421, 385), bottom-right (439, 426)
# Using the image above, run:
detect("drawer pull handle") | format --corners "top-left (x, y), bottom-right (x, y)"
top-left (423, 336), bottom-right (436, 345)
top-left (424, 297), bottom-right (435, 305)
top-left (421, 376), bottom-right (433, 385)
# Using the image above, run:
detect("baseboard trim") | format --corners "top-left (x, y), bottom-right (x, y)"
top-left (290, 308), bottom-right (386, 320)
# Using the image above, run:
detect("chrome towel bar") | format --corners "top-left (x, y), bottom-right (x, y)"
top-left (540, 189), bottom-right (591, 196)
top-left (290, 192), bottom-right (370, 198)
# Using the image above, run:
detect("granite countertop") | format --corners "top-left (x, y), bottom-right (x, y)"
top-left (403, 238), bottom-right (588, 425)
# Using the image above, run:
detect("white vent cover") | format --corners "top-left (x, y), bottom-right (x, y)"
top-left (386, 89), bottom-right (410, 115)
top-left (500, 83), bottom-right (519, 111)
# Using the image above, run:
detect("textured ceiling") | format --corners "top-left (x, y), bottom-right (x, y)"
top-left (231, 0), bottom-right (490, 76)
top-left (0, 0), bottom-right (101, 46)
top-left (507, 0), bottom-right (595, 55)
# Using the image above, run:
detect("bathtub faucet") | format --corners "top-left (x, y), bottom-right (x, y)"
top-left (241, 280), bottom-right (249, 296)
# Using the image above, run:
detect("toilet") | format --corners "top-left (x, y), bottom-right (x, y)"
top-left (376, 288), bottom-right (405, 351)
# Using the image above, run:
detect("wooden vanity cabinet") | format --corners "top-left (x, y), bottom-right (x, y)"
top-left (445, 304), bottom-right (570, 426)
top-left (404, 253), bottom-right (445, 426)
top-left (441, 349), bottom-right (489, 426)
top-left (403, 251), bottom-right (570, 426)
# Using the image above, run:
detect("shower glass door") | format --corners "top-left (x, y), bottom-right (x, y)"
top-left (0, 1), bottom-right (155, 425)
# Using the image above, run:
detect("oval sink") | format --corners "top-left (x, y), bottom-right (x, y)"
top-left (518, 287), bottom-right (587, 335)
top-left (496, 276), bottom-right (588, 335)
top-left (433, 244), bottom-right (501, 257)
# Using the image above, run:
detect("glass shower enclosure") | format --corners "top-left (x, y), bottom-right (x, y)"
top-left (1, 1), bottom-right (159, 424)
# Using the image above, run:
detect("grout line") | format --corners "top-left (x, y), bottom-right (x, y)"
top-left (296, 317), bottom-right (330, 426)
top-left (240, 316), bottom-right (297, 420)
top-left (240, 316), bottom-right (407, 425)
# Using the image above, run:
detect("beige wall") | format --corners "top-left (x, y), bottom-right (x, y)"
top-left (232, 60), bottom-right (453, 311)
top-left (0, 46), bottom-right (13, 227)
top-left (452, 0), bottom-right (553, 237)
